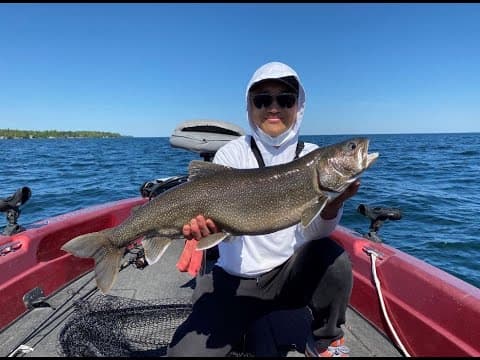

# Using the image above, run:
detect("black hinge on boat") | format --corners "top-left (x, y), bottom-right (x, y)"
top-left (23, 287), bottom-right (51, 310)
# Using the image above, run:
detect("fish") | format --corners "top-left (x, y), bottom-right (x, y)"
top-left (61, 137), bottom-right (379, 294)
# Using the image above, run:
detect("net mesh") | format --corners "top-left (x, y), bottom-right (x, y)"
top-left (58, 294), bottom-right (191, 357)
top-left (57, 294), bottom-right (251, 357)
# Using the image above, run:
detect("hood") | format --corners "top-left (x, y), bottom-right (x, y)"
top-left (246, 61), bottom-right (306, 148)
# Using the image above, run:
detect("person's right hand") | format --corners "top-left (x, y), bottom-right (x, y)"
top-left (177, 215), bottom-right (218, 276)
top-left (182, 215), bottom-right (219, 241)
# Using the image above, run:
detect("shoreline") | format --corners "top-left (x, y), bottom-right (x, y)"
top-left (0, 129), bottom-right (124, 139)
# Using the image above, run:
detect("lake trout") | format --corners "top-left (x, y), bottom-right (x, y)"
top-left (61, 137), bottom-right (378, 293)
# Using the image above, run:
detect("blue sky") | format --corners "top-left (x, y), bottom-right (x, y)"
top-left (1, 3), bottom-right (479, 137)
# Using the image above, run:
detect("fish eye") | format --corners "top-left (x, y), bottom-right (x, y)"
top-left (347, 142), bottom-right (357, 151)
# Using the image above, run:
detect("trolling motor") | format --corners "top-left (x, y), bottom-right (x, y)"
top-left (0, 187), bottom-right (31, 236)
top-left (357, 203), bottom-right (402, 243)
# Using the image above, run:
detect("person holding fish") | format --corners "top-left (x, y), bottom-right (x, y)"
top-left (168, 61), bottom-right (360, 357)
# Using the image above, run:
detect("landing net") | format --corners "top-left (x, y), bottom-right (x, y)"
top-left (58, 294), bottom-right (250, 357)
top-left (58, 295), bottom-right (193, 357)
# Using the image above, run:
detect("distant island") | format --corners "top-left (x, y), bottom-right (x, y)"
top-left (0, 129), bottom-right (123, 139)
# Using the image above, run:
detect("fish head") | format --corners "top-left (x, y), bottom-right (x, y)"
top-left (316, 137), bottom-right (379, 194)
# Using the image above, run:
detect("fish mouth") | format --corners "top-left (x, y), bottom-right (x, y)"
top-left (366, 152), bottom-right (379, 168)
top-left (362, 138), bottom-right (379, 169)
top-left (347, 150), bottom-right (378, 184)
top-left (335, 150), bottom-right (377, 193)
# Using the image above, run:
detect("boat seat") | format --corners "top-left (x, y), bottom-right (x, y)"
top-left (0, 187), bottom-right (31, 212)
top-left (0, 186), bottom-right (31, 235)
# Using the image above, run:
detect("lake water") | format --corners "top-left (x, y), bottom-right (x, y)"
top-left (1, 133), bottom-right (479, 288)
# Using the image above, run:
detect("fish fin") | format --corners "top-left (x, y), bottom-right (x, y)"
top-left (61, 229), bottom-right (123, 294)
top-left (142, 236), bottom-right (172, 265)
top-left (301, 196), bottom-right (329, 227)
top-left (196, 232), bottom-right (230, 251)
top-left (95, 246), bottom-right (124, 294)
top-left (188, 160), bottom-right (232, 180)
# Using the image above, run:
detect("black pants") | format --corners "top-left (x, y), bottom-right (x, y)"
top-left (167, 237), bottom-right (353, 356)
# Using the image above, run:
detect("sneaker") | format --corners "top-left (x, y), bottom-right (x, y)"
top-left (305, 334), bottom-right (350, 357)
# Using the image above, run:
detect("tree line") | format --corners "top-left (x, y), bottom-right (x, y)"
top-left (0, 129), bottom-right (123, 139)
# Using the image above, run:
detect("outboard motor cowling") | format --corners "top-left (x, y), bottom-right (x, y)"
top-left (169, 119), bottom-right (245, 161)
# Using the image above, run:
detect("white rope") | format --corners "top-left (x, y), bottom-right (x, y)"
top-left (368, 250), bottom-right (411, 357)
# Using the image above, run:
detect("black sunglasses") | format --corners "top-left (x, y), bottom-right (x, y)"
top-left (251, 92), bottom-right (297, 109)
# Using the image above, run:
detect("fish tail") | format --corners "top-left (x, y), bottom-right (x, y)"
top-left (61, 229), bottom-right (123, 294)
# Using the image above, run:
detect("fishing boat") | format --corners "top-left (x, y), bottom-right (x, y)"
top-left (0, 120), bottom-right (479, 357)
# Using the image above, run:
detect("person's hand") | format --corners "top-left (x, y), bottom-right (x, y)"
top-left (176, 215), bottom-right (219, 276)
top-left (182, 215), bottom-right (219, 241)
top-left (321, 179), bottom-right (361, 220)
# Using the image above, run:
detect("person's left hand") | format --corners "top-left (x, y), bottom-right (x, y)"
top-left (320, 179), bottom-right (361, 220)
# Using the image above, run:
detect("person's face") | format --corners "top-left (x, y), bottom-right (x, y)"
top-left (248, 80), bottom-right (298, 138)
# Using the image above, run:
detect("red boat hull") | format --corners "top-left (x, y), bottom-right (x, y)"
top-left (332, 226), bottom-right (480, 357)
top-left (1, 197), bottom-right (479, 356)
top-left (0, 197), bottom-right (148, 333)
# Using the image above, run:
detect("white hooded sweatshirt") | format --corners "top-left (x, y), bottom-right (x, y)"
top-left (213, 61), bottom-right (342, 277)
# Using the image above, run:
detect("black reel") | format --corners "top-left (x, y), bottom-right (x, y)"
top-left (139, 176), bottom-right (189, 200)
top-left (357, 203), bottom-right (402, 243)
top-left (121, 243), bottom-right (149, 271)
top-left (0, 187), bottom-right (32, 236)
